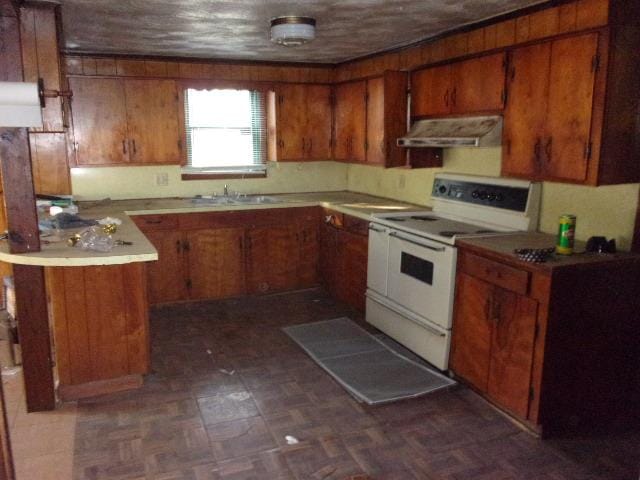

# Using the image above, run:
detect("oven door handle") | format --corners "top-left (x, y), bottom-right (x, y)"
top-left (389, 231), bottom-right (446, 252)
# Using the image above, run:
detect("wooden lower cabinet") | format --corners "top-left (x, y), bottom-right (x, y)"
top-left (451, 247), bottom-right (640, 435)
top-left (187, 228), bottom-right (245, 300)
top-left (319, 211), bottom-right (368, 312)
top-left (134, 207), bottom-right (320, 305)
top-left (246, 225), bottom-right (299, 294)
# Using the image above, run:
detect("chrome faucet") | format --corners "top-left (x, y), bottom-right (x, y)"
top-left (223, 184), bottom-right (229, 196)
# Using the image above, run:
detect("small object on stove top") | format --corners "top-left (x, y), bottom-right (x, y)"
top-left (514, 247), bottom-right (555, 263)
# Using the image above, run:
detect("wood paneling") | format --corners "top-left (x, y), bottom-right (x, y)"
top-left (304, 84), bottom-right (332, 160)
top-left (69, 77), bottom-right (129, 165)
top-left (124, 79), bottom-right (182, 164)
top-left (410, 65), bottom-right (451, 117)
top-left (275, 84), bottom-right (306, 160)
top-left (452, 53), bottom-right (506, 113)
top-left (333, 80), bottom-right (367, 162)
top-left (28, 133), bottom-right (71, 194)
top-left (46, 263), bottom-right (150, 390)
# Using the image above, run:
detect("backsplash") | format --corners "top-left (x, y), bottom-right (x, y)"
top-left (347, 148), bottom-right (639, 251)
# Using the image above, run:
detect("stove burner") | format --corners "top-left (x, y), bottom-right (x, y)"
top-left (410, 216), bottom-right (437, 221)
top-left (439, 231), bottom-right (465, 237)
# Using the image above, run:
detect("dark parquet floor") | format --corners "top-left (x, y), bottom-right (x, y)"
top-left (73, 289), bottom-right (640, 480)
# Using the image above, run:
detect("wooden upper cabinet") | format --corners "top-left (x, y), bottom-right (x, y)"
top-left (451, 53), bottom-right (506, 113)
top-left (411, 53), bottom-right (506, 117)
top-left (70, 77), bottom-right (182, 166)
top-left (69, 77), bottom-right (129, 165)
top-left (502, 33), bottom-right (599, 183)
top-left (123, 79), bottom-right (182, 164)
top-left (334, 80), bottom-right (367, 162)
top-left (366, 71), bottom-right (409, 167)
top-left (543, 34), bottom-right (598, 182)
top-left (20, 5), bottom-right (64, 132)
top-left (274, 83), bottom-right (332, 161)
top-left (502, 42), bottom-right (550, 178)
top-left (411, 64), bottom-right (452, 117)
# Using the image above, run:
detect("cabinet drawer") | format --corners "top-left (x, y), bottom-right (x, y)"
top-left (132, 214), bottom-right (178, 231)
top-left (459, 252), bottom-right (529, 295)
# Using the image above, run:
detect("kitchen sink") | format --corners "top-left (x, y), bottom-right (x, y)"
top-left (190, 195), bottom-right (281, 205)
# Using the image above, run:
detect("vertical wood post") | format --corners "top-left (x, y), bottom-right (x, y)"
top-left (1, 0), bottom-right (55, 413)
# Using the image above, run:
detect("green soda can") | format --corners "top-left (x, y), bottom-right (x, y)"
top-left (556, 214), bottom-right (576, 255)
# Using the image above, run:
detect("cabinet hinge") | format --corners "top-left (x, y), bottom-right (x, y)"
top-left (529, 386), bottom-right (535, 401)
top-left (591, 54), bottom-right (600, 73)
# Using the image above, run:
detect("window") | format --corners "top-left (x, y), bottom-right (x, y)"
top-left (183, 88), bottom-right (266, 175)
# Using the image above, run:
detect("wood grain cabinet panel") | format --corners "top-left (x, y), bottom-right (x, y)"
top-left (502, 33), bottom-right (600, 183)
top-left (123, 79), bottom-right (182, 164)
top-left (69, 77), bottom-right (129, 165)
top-left (70, 77), bottom-right (182, 165)
top-left (187, 228), bottom-right (245, 300)
top-left (297, 220), bottom-right (320, 288)
top-left (274, 83), bottom-right (332, 161)
top-left (28, 133), bottom-right (71, 195)
top-left (144, 230), bottom-right (188, 304)
top-left (246, 225), bottom-right (299, 294)
top-left (334, 80), bottom-right (367, 162)
top-left (411, 65), bottom-right (452, 117)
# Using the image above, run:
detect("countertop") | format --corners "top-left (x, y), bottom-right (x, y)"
top-left (0, 191), bottom-right (425, 267)
top-left (456, 232), bottom-right (640, 272)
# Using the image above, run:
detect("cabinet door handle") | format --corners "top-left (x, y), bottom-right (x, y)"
top-left (484, 296), bottom-right (491, 321)
top-left (533, 138), bottom-right (541, 167)
top-left (492, 297), bottom-right (501, 324)
top-left (132, 139), bottom-right (137, 154)
top-left (182, 240), bottom-right (190, 252)
top-left (544, 137), bottom-right (552, 163)
top-left (301, 137), bottom-right (306, 153)
top-left (122, 139), bottom-right (128, 154)
top-left (444, 90), bottom-right (449, 107)
top-left (308, 138), bottom-right (312, 154)
top-left (451, 88), bottom-right (457, 107)
top-left (176, 239), bottom-right (181, 253)
top-left (145, 219), bottom-right (163, 224)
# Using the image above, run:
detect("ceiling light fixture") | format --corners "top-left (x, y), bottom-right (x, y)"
top-left (270, 16), bottom-right (316, 47)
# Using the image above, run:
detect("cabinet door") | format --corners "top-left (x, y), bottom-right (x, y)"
top-left (144, 230), bottom-right (188, 304)
top-left (297, 220), bottom-right (320, 288)
top-left (501, 43), bottom-right (550, 178)
top-left (487, 288), bottom-right (538, 418)
top-left (543, 33), bottom-right (598, 182)
top-left (304, 84), bottom-right (332, 160)
top-left (450, 273), bottom-right (493, 391)
top-left (70, 77), bottom-right (129, 165)
top-left (338, 230), bottom-right (368, 312)
top-left (366, 76), bottom-right (386, 165)
top-left (246, 225), bottom-right (299, 294)
top-left (276, 84), bottom-right (307, 161)
top-left (410, 65), bottom-right (451, 117)
top-left (452, 53), bottom-right (506, 113)
top-left (319, 222), bottom-right (339, 296)
top-left (334, 80), bottom-right (367, 162)
top-left (124, 79), bottom-right (182, 164)
top-left (187, 228), bottom-right (245, 300)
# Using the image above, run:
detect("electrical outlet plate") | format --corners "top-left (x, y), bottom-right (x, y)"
top-left (156, 172), bottom-right (169, 186)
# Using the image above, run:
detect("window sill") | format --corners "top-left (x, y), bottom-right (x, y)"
top-left (181, 171), bottom-right (267, 180)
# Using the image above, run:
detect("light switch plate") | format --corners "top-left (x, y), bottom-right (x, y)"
top-left (156, 172), bottom-right (169, 186)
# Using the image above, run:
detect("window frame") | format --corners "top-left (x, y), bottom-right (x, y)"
top-left (178, 80), bottom-right (272, 180)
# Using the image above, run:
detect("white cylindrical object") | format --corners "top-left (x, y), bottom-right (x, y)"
top-left (0, 82), bottom-right (43, 128)
top-left (270, 23), bottom-right (315, 46)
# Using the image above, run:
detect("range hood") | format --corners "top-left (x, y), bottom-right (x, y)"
top-left (397, 115), bottom-right (503, 148)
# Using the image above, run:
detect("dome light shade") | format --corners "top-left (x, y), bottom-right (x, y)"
top-left (270, 16), bottom-right (316, 47)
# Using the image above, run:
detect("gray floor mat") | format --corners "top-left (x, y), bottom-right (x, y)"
top-left (283, 317), bottom-right (456, 405)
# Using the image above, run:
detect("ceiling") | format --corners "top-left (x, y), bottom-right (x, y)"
top-left (58, 0), bottom-right (547, 64)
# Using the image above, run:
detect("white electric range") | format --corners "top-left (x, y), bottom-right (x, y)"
top-left (366, 173), bottom-right (541, 370)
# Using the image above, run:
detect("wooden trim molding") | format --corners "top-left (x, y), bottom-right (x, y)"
top-left (57, 374), bottom-right (143, 401)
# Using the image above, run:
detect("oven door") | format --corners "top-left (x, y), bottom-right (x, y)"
top-left (386, 229), bottom-right (456, 330)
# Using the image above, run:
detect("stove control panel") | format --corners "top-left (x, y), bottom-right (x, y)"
top-left (432, 178), bottom-right (529, 212)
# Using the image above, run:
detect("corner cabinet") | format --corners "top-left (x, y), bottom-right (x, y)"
top-left (270, 83), bottom-right (332, 161)
top-left (69, 77), bottom-right (183, 166)
top-left (502, 28), bottom-right (640, 185)
top-left (334, 71), bottom-right (408, 167)
top-left (450, 246), bottom-right (640, 435)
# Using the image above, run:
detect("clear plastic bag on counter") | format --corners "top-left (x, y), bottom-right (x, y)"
top-left (78, 226), bottom-right (114, 252)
